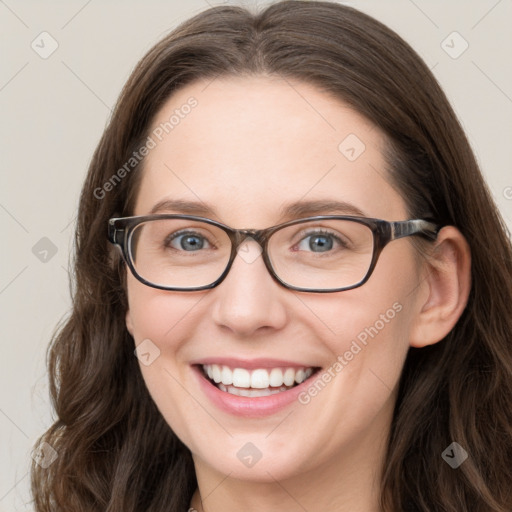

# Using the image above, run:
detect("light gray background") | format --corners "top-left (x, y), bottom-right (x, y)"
top-left (1, 0), bottom-right (511, 510)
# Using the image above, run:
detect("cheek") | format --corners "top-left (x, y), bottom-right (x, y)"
top-left (290, 269), bottom-right (415, 452)
top-left (125, 275), bottom-right (202, 395)
top-left (299, 292), bottom-right (410, 397)
top-left (126, 275), bottom-right (204, 348)
top-left (299, 244), bottom-right (418, 383)
top-left (125, 278), bottom-right (207, 437)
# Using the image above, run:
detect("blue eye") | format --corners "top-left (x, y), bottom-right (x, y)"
top-left (303, 234), bottom-right (332, 252)
top-left (167, 231), bottom-right (211, 251)
top-left (296, 230), bottom-right (344, 253)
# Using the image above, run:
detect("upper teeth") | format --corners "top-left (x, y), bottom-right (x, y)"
top-left (203, 364), bottom-right (314, 388)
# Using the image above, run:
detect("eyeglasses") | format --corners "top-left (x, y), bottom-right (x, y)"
top-left (108, 214), bottom-right (440, 293)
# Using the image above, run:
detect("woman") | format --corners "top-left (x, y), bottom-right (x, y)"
top-left (31, 1), bottom-right (512, 511)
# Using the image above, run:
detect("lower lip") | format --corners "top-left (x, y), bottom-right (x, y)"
top-left (193, 366), bottom-right (318, 418)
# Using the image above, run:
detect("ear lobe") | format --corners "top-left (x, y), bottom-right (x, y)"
top-left (409, 226), bottom-right (471, 348)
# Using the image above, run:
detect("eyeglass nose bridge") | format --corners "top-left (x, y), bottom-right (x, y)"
top-left (228, 229), bottom-right (272, 265)
top-left (213, 226), bottom-right (290, 294)
top-left (221, 228), bottom-right (277, 280)
top-left (230, 228), bottom-right (269, 251)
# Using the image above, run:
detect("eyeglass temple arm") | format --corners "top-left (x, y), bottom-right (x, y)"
top-left (107, 219), bottom-right (124, 245)
top-left (391, 219), bottom-right (440, 241)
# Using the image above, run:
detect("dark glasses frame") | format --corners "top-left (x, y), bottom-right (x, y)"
top-left (108, 214), bottom-right (441, 293)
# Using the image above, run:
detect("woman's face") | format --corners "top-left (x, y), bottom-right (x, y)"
top-left (125, 76), bottom-right (425, 482)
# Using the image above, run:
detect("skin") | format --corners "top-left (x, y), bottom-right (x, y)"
top-left (125, 75), bottom-right (471, 512)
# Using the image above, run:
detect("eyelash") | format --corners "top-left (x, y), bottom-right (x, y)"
top-left (294, 228), bottom-right (348, 250)
top-left (164, 228), bottom-right (348, 253)
top-left (165, 230), bottom-right (214, 250)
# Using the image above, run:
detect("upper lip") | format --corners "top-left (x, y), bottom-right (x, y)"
top-left (190, 357), bottom-right (320, 369)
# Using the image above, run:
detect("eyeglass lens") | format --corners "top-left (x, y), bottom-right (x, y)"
top-left (129, 217), bottom-right (374, 290)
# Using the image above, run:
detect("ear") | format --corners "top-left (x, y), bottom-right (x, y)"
top-left (126, 309), bottom-right (134, 337)
top-left (409, 226), bottom-right (471, 348)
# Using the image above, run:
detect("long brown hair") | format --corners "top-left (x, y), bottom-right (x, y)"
top-left (32, 1), bottom-right (512, 510)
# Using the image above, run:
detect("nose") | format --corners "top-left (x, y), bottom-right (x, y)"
top-left (210, 237), bottom-right (288, 337)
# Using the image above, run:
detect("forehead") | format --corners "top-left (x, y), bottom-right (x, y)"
top-left (134, 75), bottom-right (407, 225)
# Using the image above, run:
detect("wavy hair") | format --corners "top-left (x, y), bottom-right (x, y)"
top-left (32, 1), bottom-right (512, 510)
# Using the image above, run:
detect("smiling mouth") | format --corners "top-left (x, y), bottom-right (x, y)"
top-left (199, 364), bottom-right (321, 397)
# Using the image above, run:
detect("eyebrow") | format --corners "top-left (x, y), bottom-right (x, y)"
top-left (149, 198), bottom-right (367, 221)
